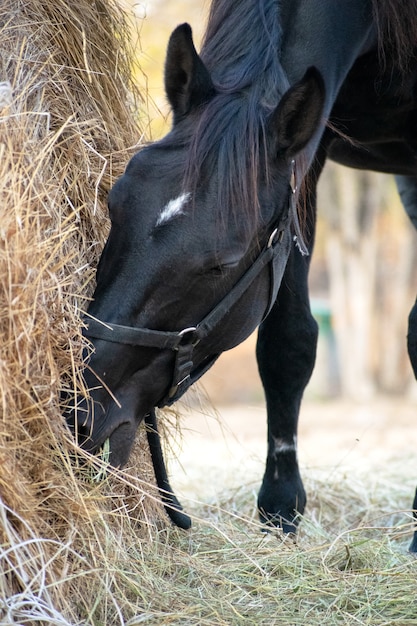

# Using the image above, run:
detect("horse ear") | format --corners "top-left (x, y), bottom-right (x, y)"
top-left (165, 23), bottom-right (215, 122)
top-left (270, 67), bottom-right (325, 158)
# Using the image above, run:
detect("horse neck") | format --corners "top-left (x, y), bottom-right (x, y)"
top-left (279, 0), bottom-right (376, 169)
top-left (280, 0), bottom-right (375, 114)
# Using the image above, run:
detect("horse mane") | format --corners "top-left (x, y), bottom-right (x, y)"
top-left (182, 0), bottom-right (288, 235)
top-left (372, 0), bottom-right (417, 68)
top-left (175, 0), bottom-right (417, 235)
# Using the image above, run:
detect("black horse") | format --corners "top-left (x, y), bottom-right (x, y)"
top-left (66, 0), bottom-right (417, 551)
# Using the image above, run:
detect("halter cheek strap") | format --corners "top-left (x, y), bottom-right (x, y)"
top-left (290, 159), bottom-right (308, 256)
top-left (84, 224), bottom-right (292, 406)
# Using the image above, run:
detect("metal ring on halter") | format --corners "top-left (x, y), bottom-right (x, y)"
top-left (178, 326), bottom-right (197, 336)
top-left (290, 159), bottom-right (297, 194)
top-left (267, 228), bottom-right (278, 248)
top-left (177, 326), bottom-right (199, 344)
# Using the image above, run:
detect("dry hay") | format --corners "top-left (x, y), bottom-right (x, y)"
top-left (124, 466), bottom-right (417, 626)
top-left (0, 0), bottom-right (168, 621)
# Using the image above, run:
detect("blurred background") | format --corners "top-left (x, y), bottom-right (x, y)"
top-left (122, 1), bottom-right (416, 494)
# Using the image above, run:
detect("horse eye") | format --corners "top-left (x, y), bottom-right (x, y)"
top-left (209, 260), bottom-right (240, 276)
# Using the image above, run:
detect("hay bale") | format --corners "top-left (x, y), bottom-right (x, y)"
top-left (0, 1), bottom-right (164, 619)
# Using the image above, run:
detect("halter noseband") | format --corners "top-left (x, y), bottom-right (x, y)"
top-left (83, 161), bottom-right (302, 407)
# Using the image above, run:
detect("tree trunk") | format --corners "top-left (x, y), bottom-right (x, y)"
top-left (317, 163), bottom-right (417, 398)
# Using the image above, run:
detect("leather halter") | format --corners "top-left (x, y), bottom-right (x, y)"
top-left (83, 162), bottom-right (301, 407)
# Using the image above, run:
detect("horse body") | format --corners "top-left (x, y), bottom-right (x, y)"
top-left (66, 0), bottom-right (417, 550)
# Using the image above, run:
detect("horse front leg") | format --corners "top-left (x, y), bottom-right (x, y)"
top-left (396, 174), bottom-right (417, 553)
top-left (407, 299), bottom-right (417, 552)
top-left (256, 245), bottom-right (317, 533)
top-left (256, 151), bottom-right (325, 534)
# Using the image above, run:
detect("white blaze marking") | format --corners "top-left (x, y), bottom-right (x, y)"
top-left (156, 192), bottom-right (190, 226)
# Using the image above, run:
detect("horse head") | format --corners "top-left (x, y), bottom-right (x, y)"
top-left (66, 24), bottom-right (325, 469)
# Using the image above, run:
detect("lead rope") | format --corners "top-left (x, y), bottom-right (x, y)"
top-left (145, 409), bottom-right (192, 529)
top-left (290, 159), bottom-right (309, 257)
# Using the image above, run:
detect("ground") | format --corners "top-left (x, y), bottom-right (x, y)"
top-left (169, 397), bottom-right (416, 506)
top-left (163, 328), bottom-right (415, 504)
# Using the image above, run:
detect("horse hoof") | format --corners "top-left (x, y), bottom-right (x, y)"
top-left (258, 510), bottom-right (298, 535)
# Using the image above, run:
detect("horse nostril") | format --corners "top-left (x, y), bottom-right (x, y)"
top-left (63, 398), bottom-right (96, 449)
